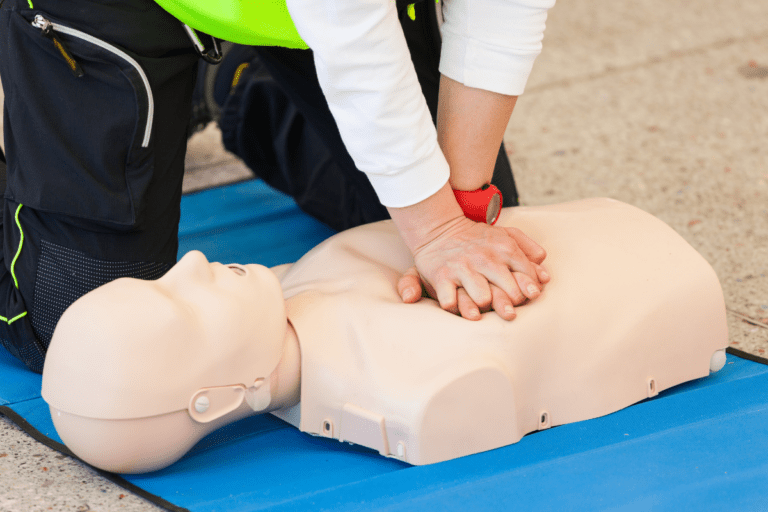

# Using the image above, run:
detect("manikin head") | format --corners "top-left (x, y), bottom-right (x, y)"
top-left (41, 251), bottom-right (291, 473)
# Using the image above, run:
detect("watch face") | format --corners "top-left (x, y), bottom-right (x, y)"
top-left (486, 192), bottom-right (502, 225)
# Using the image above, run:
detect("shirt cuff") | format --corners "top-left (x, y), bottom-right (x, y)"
top-left (364, 143), bottom-right (450, 208)
top-left (439, 31), bottom-right (538, 96)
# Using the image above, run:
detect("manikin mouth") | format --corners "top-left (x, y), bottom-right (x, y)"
top-left (227, 265), bottom-right (247, 276)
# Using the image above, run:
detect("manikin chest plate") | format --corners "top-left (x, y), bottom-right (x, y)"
top-left (275, 198), bottom-right (728, 465)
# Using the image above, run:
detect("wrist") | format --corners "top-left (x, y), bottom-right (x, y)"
top-left (386, 182), bottom-right (465, 253)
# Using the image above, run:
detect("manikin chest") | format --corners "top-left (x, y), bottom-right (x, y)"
top-left (274, 199), bottom-right (728, 465)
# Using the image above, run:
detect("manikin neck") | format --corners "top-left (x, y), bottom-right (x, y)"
top-left (263, 320), bottom-right (301, 413)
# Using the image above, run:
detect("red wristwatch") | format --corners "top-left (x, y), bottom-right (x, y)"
top-left (452, 184), bottom-right (503, 225)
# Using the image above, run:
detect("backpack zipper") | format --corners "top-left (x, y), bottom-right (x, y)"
top-left (31, 14), bottom-right (155, 148)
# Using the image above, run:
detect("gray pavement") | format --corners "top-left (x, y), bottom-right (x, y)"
top-left (1, 0), bottom-right (766, 509)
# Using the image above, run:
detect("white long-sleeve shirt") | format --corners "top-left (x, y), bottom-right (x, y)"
top-left (285, 0), bottom-right (555, 207)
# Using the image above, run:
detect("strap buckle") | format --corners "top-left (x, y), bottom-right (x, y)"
top-left (182, 24), bottom-right (223, 65)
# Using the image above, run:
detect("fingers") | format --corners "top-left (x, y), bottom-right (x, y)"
top-left (432, 273), bottom-right (492, 320)
top-left (511, 264), bottom-right (550, 298)
top-left (490, 284), bottom-right (516, 320)
top-left (476, 262), bottom-right (528, 305)
top-left (504, 226), bottom-right (547, 264)
top-left (428, 259), bottom-right (543, 316)
top-left (502, 249), bottom-right (543, 291)
top-left (409, 220), bottom-right (551, 320)
top-left (479, 255), bottom-right (550, 302)
top-left (469, 227), bottom-right (543, 290)
top-left (457, 288), bottom-right (481, 320)
top-left (430, 260), bottom-right (548, 318)
top-left (535, 264), bottom-right (551, 284)
top-left (436, 267), bottom-right (519, 321)
top-left (459, 272), bottom-right (493, 310)
top-left (432, 266), bottom-right (493, 316)
top-left (513, 271), bottom-right (541, 302)
top-left (397, 266), bottom-right (423, 303)
top-left (471, 264), bottom-right (542, 307)
top-left (456, 285), bottom-right (516, 321)
top-left (434, 278), bottom-right (459, 314)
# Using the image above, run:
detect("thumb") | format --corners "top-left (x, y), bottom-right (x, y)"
top-left (397, 266), bottom-right (423, 303)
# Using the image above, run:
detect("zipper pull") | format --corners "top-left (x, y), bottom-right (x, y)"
top-left (32, 14), bottom-right (84, 78)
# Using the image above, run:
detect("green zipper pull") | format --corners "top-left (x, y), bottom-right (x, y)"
top-left (32, 14), bottom-right (84, 78)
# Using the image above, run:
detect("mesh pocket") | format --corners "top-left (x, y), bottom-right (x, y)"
top-left (30, 240), bottom-right (171, 351)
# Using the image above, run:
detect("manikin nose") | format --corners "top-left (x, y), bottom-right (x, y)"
top-left (165, 251), bottom-right (214, 283)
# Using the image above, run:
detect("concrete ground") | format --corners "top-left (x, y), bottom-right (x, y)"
top-left (1, 0), bottom-right (766, 510)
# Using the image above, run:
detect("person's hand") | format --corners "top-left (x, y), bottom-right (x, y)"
top-left (396, 216), bottom-right (550, 320)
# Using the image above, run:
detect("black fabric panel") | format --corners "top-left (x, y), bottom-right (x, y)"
top-left (0, 150), bottom-right (6, 194)
top-left (0, 318), bottom-right (45, 375)
top-left (247, 45), bottom-right (374, 226)
top-left (220, 48), bottom-right (389, 232)
top-left (2, 8), bottom-right (152, 225)
top-left (30, 239), bottom-right (171, 351)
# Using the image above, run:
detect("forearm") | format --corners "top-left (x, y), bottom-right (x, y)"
top-left (437, 0), bottom-right (554, 187)
top-left (389, 75), bottom-right (518, 251)
top-left (437, 74), bottom-right (518, 191)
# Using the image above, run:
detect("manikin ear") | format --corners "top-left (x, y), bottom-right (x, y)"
top-left (187, 379), bottom-right (271, 424)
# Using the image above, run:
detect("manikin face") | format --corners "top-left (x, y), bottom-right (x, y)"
top-left (153, 250), bottom-right (285, 345)
top-left (42, 250), bottom-right (288, 421)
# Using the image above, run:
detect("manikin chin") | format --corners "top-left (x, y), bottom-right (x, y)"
top-left (41, 198), bottom-right (729, 474)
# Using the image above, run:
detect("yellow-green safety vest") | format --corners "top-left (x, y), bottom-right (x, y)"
top-left (154, 0), bottom-right (309, 49)
top-left (153, 0), bottom-right (438, 50)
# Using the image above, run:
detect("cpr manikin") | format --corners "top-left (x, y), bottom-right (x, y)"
top-left (41, 198), bottom-right (729, 473)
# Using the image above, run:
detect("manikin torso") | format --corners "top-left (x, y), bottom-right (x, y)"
top-left (274, 198), bottom-right (728, 464)
top-left (41, 198), bottom-right (729, 472)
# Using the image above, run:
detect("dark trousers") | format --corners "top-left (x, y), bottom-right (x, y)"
top-left (0, 0), bottom-right (198, 372)
top-left (220, 0), bottom-right (519, 232)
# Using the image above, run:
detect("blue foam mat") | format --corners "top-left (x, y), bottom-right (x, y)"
top-left (2, 180), bottom-right (767, 511)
